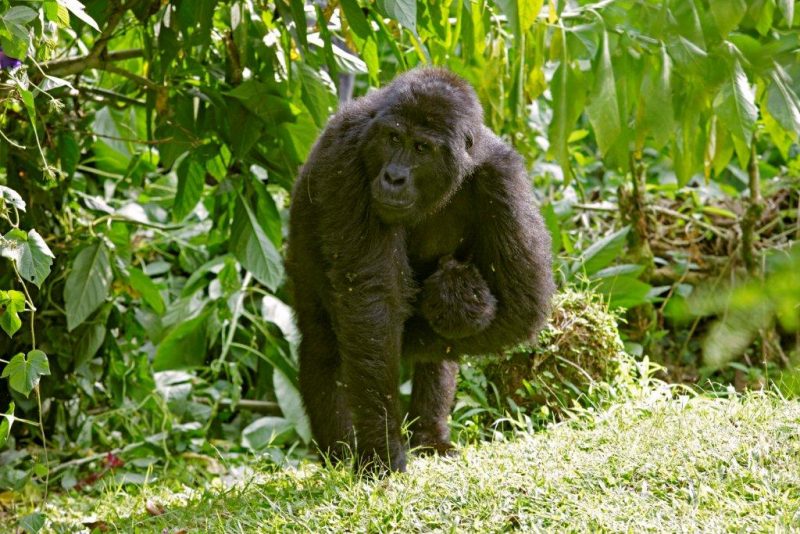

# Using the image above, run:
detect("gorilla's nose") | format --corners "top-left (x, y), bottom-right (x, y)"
top-left (382, 163), bottom-right (410, 189)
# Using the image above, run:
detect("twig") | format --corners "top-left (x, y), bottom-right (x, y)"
top-left (648, 205), bottom-right (731, 240)
top-left (41, 49), bottom-right (144, 77)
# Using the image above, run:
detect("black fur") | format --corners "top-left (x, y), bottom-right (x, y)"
top-left (286, 68), bottom-right (555, 474)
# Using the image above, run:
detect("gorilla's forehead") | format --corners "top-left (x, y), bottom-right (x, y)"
top-left (375, 113), bottom-right (451, 143)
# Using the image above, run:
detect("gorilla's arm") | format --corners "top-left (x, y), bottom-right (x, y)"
top-left (405, 141), bottom-right (555, 359)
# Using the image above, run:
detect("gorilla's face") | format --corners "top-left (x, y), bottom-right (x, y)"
top-left (364, 115), bottom-right (465, 225)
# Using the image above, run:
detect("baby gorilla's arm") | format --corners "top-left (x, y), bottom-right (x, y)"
top-left (419, 257), bottom-right (497, 340)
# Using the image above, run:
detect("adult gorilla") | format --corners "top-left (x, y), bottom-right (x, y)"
top-left (287, 68), bottom-right (555, 474)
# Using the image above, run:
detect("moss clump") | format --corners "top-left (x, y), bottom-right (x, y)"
top-left (482, 289), bottom-right (637, 418)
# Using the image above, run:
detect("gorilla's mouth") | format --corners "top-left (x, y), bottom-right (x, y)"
top-left (377, 199), bottom-right (414, 210)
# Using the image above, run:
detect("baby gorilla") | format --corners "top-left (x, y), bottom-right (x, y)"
top-left (419, 256), bottom-right (497, 340)
top-left (287, 68), bottom-right (555, 475)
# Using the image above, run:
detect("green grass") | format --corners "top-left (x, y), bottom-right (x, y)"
top-left (37, 392), bottom-right (800, 532)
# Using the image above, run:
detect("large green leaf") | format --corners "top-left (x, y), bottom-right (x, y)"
top-left (709, 0), bottom-right (746, 36)
top-left (377, 0), bottom-right (417, 31)
top-left (231, 193), bottom-right (284, 291)
top-left (0, 186), bottom-right (26, 211)
top-left (60, 0), bottom-right (100, 31)
top-left (2, 350), bottom-right (50, 397)
top-left (714, 61), bottom-right (757, 146)
top-left (572, 226), bottom-right (631, 277)
top-left (766, 65), bottom-right (800, 136)
top-left (153, 310), bottom-right (210, 371)
top-left (0, 289), bottom-right (25, 337)
top-left (548, 31), bottom-right (585, 182)
top-left (241, 416), bottom-right (296, 450)
top-left (273, 369), bottom-right (311, 443)
top-left (128, 267), bottom-right (166, 315)
top-left (64, 242), bottom-right (113, 331)
top-left (0, 402), bottom-right (13, 448)
top-left (586, 31), bottom-right (621, 156)
top-left (174, 156), bottom-right (205, 221)
top-left (0, 229), bottom-right (55, 287)
top-left (298, 64), bottom-right (337, 128)
top-left (637, 48), bottom-right (674, 150)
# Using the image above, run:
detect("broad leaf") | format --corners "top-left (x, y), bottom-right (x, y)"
top-left (128, 267), bottom-right (166, 315)
top-left (709, 0), bottom-right (746, 36)
top-left (153, 310), bottom-right (210, 370)
top-left (573, 226), bottom-right (630, 277)
top-left (59, 0), bottom-right (100, 31)
top-left (0, 186), bottom-right (26, 211)
top-left (241, 416), bottom-right (296, 450)
top-left (548, 32), bottom-right (585, 182)
top-left (2, 350), bottom-right (50, 397)
top-left (174, 156), bottom-right (205, 221)
top-left (586, 31), bottom-right (621, 156)
top-left (637, 48), bottom-right (674, 150)
top-left (273, 370), bottom-right (311, 443)
top-left (595, 276), bottom-right (653, 309)
top-left (298, 64), bottom-right (337, 128)
top-left (0, 289), bottom-right (25, 337)
top-left (714, 61), bottom-right (757, 146)
top-left (766, 66), bottom-right (800, 136)
top-left (0, 402), bottom-right (13, 448)
top-left (64, 242), bottom-right (113, 331)
top-left (377, 0), bottom-right (417, 31)
top-left (231, 193), bottom-right (284, 291)
top-left (0, 229), bottom-right (55, 287)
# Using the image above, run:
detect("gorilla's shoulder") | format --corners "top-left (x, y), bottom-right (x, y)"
top-left (471, 128), bottom-right (527, 182)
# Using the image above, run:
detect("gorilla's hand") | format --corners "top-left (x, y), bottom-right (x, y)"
top-left (419, 257), bottom-right (497, 340)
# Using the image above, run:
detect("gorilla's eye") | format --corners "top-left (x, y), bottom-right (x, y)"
top-left (414, 142), bottom-right (429, 153)
top-left (390, 133), bottom-right (401, 144)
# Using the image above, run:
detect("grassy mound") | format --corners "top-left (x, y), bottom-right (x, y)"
top-left (31, 392), bottom-right (800, 532)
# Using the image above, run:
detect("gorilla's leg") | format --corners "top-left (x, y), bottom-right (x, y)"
top-left (297, 305), bottom-right (354, 462)
top-left (409, 360), bottom-right (459, 455)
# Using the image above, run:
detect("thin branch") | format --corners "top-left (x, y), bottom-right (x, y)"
top-left (41, 49), bottom-right (144, 77)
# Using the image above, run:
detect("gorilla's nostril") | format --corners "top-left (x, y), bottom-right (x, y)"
top-left (383, 172), bottom-right (407, 187)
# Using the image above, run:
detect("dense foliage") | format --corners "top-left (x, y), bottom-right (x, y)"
top-left (0, 0), bottom-right (798, 522)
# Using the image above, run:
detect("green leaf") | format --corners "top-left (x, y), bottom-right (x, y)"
top-left (0, 289), bottom-right (25, 337)
top-left (714, 61), bottom-right (757, 146)
top-left (128, 267), bottom-right (166, 315)
top-left (241, 416), bottom-right (296, 450)
top-left (0, 402), bottom-right (14, 448)
top-left (153, 310), bottom-right (210, 370)
top-left (586, 32), bottom-right (621, 156)
top-left (231, 193), bottom-right (284, 291)
top-left (709, 0), bottom-right (746, 36)
top-left (174, 157), bottom-right (205, 221)
top-left (548, 38), bottom-right (585, 182)
top-left (0, 229), bottom-right (55, 287)
top-left (377, 0), bottom-right (417, 31)
top-left (18, 512), bottom-right (46, 534)
top-left (340, 0), bottom-right (371, 38)
top-left (59, 0), bottom-right (100, 31)
top-left (3, 6), bottom-right (37, 25)
top-left (226, 82), bottom-right (297, 125)
top-left (637, 48), bottom-right (674, 150)
top-left (595, 276), bottom-right (653, 309)
top-left (74, 323), bottom-right (106, 368)
top-left (573, 226), bottom-right (630, 277)
top-left (766, 66), bottom-right (800, 136)
top-left (64, 243), bottom-right (113, 331)
top-left (297, 64), bottom-right (337, 128)
top-left (2, 350), bottom-right (50, 397)
top-left (273, 370), bottom-right (311, 443)
top-left (0, 186), bottom-right (26, 211)
top-left (777, 0), bottom-right (794, 26)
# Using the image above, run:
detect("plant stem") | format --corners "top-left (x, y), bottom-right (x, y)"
top-left (741, 141), bottom-right (762, 275)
